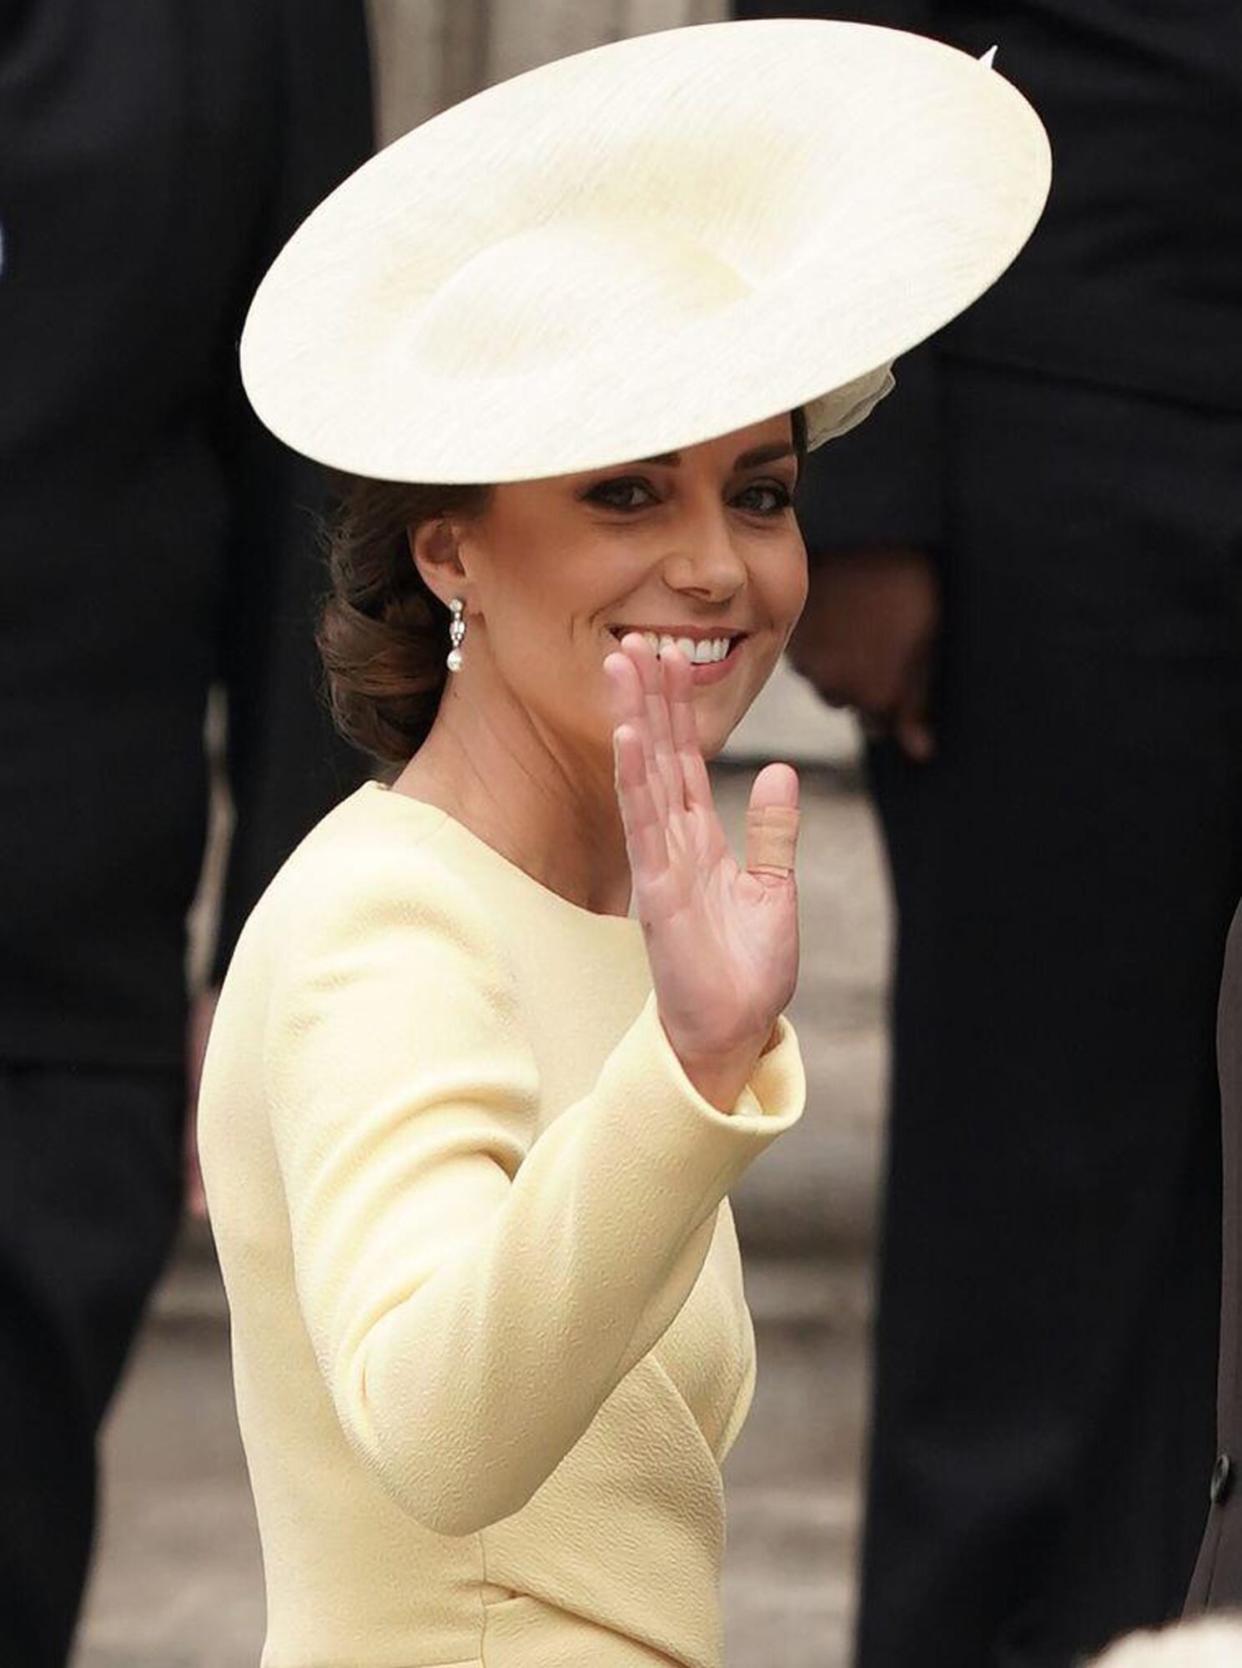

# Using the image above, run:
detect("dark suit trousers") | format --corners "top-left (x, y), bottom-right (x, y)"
top-left (0, 1065), bottom-right (184, 1666)
top-left (857, 361), bottom-right (1242, 1667)
top-left (1186, 897), bottom-right (1242, 1607)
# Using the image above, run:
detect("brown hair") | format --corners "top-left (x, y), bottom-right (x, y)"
top-left (316, 407), bottom-right (808, 766)
top-left (316, 476), bottom-right (491, 765)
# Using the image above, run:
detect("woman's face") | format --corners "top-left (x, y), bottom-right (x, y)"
top-left (448, 413), bottom-right (807, 762)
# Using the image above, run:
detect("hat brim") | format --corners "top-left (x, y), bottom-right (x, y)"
top-left (241, 18), bottom-right (1050, 484)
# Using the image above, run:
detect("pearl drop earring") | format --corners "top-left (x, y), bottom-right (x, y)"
top-left (446, 598), bottom-right (466, 672)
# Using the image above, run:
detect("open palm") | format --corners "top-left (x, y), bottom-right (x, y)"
top-left (604, 632), bottom-right (801, 1069)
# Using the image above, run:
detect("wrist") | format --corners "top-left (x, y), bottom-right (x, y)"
top-left (658, 1006), bottom-right (780, 1111)
top-left (674, 1035), bottom-right (775, 1114)
top-left (679, 1058), bottom-right (757, 1113)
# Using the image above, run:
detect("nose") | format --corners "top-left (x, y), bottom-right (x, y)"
top-left (661, 500), bottom-right (747, 601)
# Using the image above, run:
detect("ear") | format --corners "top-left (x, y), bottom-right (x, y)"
top-left (408, 517), bottom-right (467, 610)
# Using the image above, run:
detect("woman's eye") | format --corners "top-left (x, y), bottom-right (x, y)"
top-left (584, 476), bottom-right (795, 515)
top-left (735, 481), bottom-right (794, 516)
top-left (586, 477), bottom-right (657, 512)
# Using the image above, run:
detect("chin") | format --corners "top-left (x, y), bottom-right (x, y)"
top-left (696, 717), bottom-right (735, 763)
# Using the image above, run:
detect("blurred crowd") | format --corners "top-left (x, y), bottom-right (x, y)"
top-left (2, 3), bottom-right (1240, 1666)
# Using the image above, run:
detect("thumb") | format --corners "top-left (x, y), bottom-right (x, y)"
top-left (745, 762), bottom-right (801, 876)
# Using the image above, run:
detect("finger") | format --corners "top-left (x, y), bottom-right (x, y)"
top-left (606, 644), bottom-right (667, 823)
top-left (664, 645), bottom-right (714, 816)
top-left (603, 645), bottom-right (642, 726)
top-left (614, 635), bottom-right (669, 822)
top-left (613, 723), bottom-right (669, 880)
top-left (746, 804), bottom-right (801, 873)
top-left (745, 761), bottom-right (800, 876)
top-left (634, 638), bottom-right (684, 815)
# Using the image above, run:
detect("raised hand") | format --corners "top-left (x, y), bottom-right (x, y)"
top-left (603, 632), bottom-right (801, 1108)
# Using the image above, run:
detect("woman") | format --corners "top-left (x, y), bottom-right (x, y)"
top-left (197, 18), bottom-right (1048, 1667)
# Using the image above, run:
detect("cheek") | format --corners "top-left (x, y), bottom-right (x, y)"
top-left (786, 532), bottom-right (810, 611)
top-left (754, 533), bottom-right (808, 619)
top-left (792, 564), bottom-right (811, 616)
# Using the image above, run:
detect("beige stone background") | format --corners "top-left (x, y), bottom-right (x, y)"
top-left (75, 7), bottom-right (894, 1665)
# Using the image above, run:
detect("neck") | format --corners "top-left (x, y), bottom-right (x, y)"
top-left (392, 670), bottom-right (633, 919)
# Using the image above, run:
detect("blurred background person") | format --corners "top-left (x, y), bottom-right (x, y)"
top-left (735, 1), bottom-right (1242, 1664)
top-left (0, 4), bottom-right (371, 1663)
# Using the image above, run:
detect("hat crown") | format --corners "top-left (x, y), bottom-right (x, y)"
top-left (407, 221), bottom-right (753, 382)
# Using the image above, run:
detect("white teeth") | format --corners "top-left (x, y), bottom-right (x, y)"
top-left (613, 630), bottom-right (735, 663)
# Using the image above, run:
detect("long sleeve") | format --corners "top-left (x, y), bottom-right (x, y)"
top-left (210, 0), bottom-right (375, 984)
top-left (262, 851), bottom-right (803, 1537)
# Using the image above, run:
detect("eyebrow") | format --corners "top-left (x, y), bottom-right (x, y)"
top-left (633, 442), bottom-right (798, 470)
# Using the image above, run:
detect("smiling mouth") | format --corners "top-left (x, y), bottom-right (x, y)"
top-left (607, 627), bottom-right (748, 666)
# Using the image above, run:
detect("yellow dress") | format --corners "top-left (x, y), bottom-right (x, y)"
top-left (197, 781), bottom-right (805, 1667)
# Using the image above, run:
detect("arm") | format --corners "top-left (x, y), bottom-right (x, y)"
top-left (264, 857), bottom-right (804, 1538)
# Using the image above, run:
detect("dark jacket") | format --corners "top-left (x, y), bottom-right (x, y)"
top-left (738, 0), bottom-right (1242, 1623)
top-left (733, 0), bottom-right (1242, 553)
top-left (1187, 902), bottom-right (1242, 1609)
top-left (0, 1), bottom-right (373, 1066)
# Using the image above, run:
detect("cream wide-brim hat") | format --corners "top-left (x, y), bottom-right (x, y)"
top-left (240, 18), bottom-right (1050, 484)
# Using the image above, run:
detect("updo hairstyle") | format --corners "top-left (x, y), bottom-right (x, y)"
top-left (317, 477), bottom-right (492, 766)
